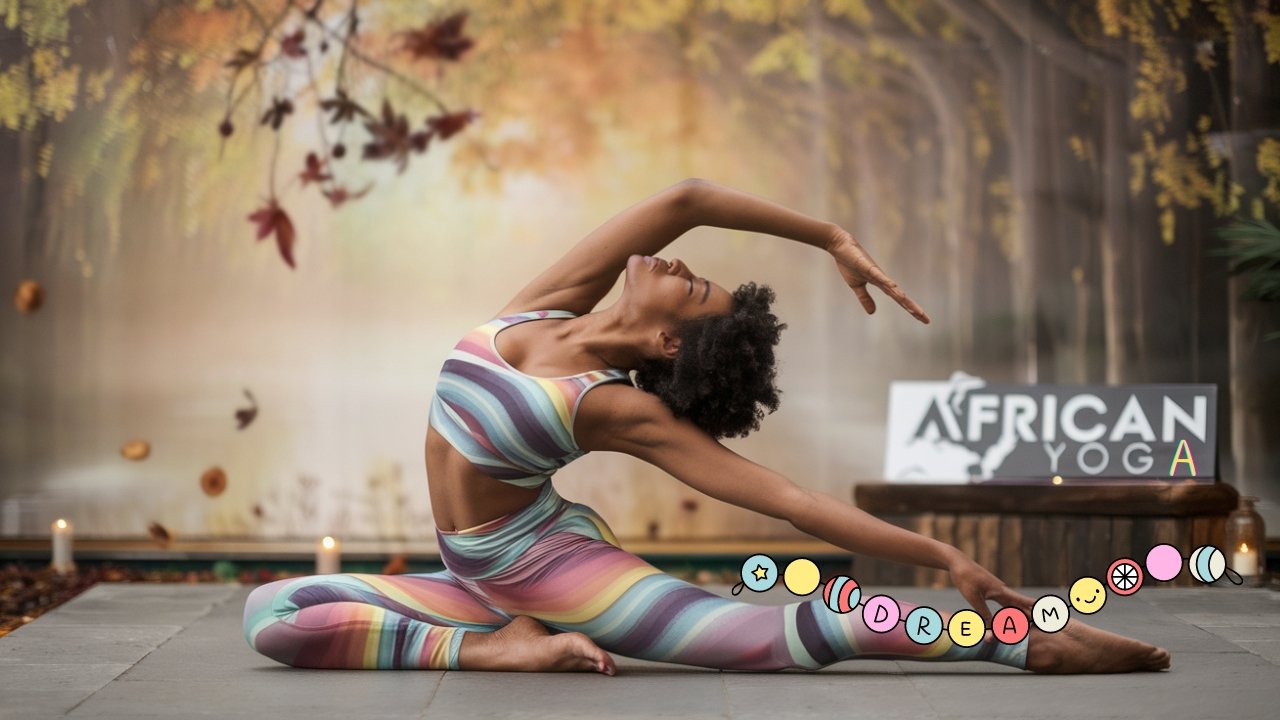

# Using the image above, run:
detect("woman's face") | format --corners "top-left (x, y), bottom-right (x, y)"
top-left (624, 254), bottom-right (734, 322)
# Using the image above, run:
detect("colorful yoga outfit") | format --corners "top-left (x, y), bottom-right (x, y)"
top-left (243, 310), bottom-right (1030, 671)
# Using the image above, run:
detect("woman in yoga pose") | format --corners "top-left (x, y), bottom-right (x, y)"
top-left (243, 178), bottom-right (1171, 675)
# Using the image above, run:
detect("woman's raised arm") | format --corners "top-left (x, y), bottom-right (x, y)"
top-left (497, 178), bottom-right (928, 324)
top-left (496, 179), bottom-right (702, 317)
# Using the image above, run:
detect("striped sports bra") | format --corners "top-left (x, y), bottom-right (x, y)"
top-left (428, 310), bottom-right (633, 488)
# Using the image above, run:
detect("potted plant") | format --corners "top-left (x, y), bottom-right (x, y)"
top-left (1211, 216), bottom-right (1280, 342)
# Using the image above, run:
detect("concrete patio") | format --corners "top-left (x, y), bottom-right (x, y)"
top-left (1, 582), bottom-right (1277, 719)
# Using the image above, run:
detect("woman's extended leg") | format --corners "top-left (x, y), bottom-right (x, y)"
top-left (435, 487), bottom-right (1167, 674)
top-left (463, 528), bottom-right (1028, 672)
top-left (243, 570), bottom-right (510, 670)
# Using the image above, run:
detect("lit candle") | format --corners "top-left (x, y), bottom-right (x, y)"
top-left (51, 518), bottom-right (75, 575)
top-left (1232, 542), bottom-right (1258, 578)
top-left (316, 535), bottom-right (341, 574)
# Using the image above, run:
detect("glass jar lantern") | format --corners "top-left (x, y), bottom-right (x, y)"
top-left (1224, 496), bottom-right (1266, 586)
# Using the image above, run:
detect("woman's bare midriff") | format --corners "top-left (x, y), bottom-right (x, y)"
top-left (426, 314), bottom-right (601, 533)
top-left (426, 425), bottom-right (544, 533)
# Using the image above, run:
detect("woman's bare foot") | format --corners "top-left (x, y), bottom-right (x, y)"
top-left (1026, 619), bottom-right (1171, 673)
top-left (457, 615), bottom-right (616, 675)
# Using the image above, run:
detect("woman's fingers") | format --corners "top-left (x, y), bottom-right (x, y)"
top-left (991, 586), bottom-right (1036, 614)
top-left (871, 275), bottom-right (931, 324)
top-left (963, 589), bottom-right (994, 627)
top-left (852, 284), bottom-right (876, 314)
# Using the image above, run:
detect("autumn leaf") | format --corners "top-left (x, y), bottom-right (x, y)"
top-left (299, 152), bottom-right (331, 185)
top-left (260, 96), bottom-right (294, 130)
top-left (323, 183), bottom-right (373, 207)
top-left (399, 11), bottom-right (474, 62)
top-left (280, 28), bottom-right (306, 59)
top-left (248, 200), bottom-right (298, 269)
top-left (200, 466), bottom-right (227, 497)
top-left (147, 522), bottom-right (172, 547)
top-left (363, 99), bottom-right (430, 173)
top-left (427, 108), bottom-right (480, 140)
top-left (234, 388), bottom-right (257, 430)
top-left (225, 47), bottom-right (260, 70)
top-left (319, 88), bottom-right (369, 124)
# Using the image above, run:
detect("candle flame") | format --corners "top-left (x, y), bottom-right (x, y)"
top-left (55, 519), bottom-right (67, 529)
top-left (1239, 542), bottom-right (1249, 553)
top-left (322, 536), bottom-right (336, 549)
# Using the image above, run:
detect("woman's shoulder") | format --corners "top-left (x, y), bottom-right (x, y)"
top-left (574, 380), bottom-right (681, 451)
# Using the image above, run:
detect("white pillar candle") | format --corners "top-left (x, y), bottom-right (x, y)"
top-left (51, 518), bottom-right (75, 574)
top-left (316, 536), bottom-right (341, 574)
top-left (1232, 542), bottom-right (1258, 578)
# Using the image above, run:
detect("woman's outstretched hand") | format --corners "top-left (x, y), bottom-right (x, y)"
top-left (827, 227), bottom-right (930, 324)
top-left (947, 555), bottom-right (1037, 627)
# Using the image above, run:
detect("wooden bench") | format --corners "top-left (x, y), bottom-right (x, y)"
top-left (851, 482), bottom-right (1240, 587)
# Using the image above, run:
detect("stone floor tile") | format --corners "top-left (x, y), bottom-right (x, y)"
top-left (426, 669), bottom-right (728, 719)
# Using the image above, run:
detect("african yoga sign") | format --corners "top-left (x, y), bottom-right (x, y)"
top-left (883, 372), bottom-right (1216, 483)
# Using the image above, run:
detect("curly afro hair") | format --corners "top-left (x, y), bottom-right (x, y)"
top-left (632, 281), bottom-right (787, 440)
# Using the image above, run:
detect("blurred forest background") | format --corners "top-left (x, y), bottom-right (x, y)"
top-left (1, 0), bottom-right (1278, 543)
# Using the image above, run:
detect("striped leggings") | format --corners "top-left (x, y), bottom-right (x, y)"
top-left (242, 481), bottom-right (1028, 671)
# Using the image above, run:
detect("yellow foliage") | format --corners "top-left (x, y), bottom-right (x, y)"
top-left (34, 61), bottom-right (79, 122)
top-left (1068, 135), bottom-right (1093, 164)
top-left (1129, 152), bottom-right (1145, 196)
top-left (1257, 9), bottom-right (1280, 63)
top-left (1159, 206), bottom-right (1175, 245)
top-left (616, 0), bottom-right (696, 28)
top-left (824, 39), bottom-right (878, 88)
top-left (1148, 138), bottom-right (1213, 210)
top-left (746, 29), bottom-right (815, 82)
top-left (885, 0), bottom-right (925, 36)
top-left (1196, 114), bottom-right (1211, 133)
top-left (867, 36), bottom-right (907, 66)
top-left (1205, 0), bottom-right (1235, 56)
top-left (1097, 0), bottom-right (1124, 36)
top-left (683, 34), bottom-right (721, 73)
top-left (31, 46), bottom-right (58, 79)
top-left (1259, 138), bottom-right (1280, 203)
top-left (939, 18), bottom-right (962, 43)
top-left (36, 140), bottom-right (52, 178)
top-left (709, 0), bottom-right (806, 24)
top-left (824, 0), bottom-right (872, 28)
top-left (10, 0), bottom-right (85, 45)
top-left (0, 60), bottom-right (31, 130)
top-left (85, 66), bottom-right (112, 105)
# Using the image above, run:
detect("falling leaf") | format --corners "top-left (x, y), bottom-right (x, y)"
top-left (299, 152), bottom-right (331, 186)
top-left (120, 439), bottom-right (151, 461)
top-left (399, 11), bottom-right (474, 62)
top-left (235, 388), bottom-right (258, 430)
top-left (201, 467), bottom-right (227, 497)
top-left (280, 28), bottom-right (306, 59)
top-left (362, 99), bottom-right (430, 173)
top-left (319, 89), bottom-right (369, 125)
top-left (426, 109), bottom-right (480, 140)
top-left (13, 279), bottom-right (44, 313)
top-left (260, 96), bottom-right (294, 130)
top-left (382, 554), bottom-right (408, 575)
top-left (248, 200), bottom-right (298, 269)
top-left (251, 504), bottom-right (264, 518)
top-left (322, 183), bottom-right (372, 208)
top-left (225, 47), bottom-right (260, 70)
top-left (147, 522), bottom-right (172, 547)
